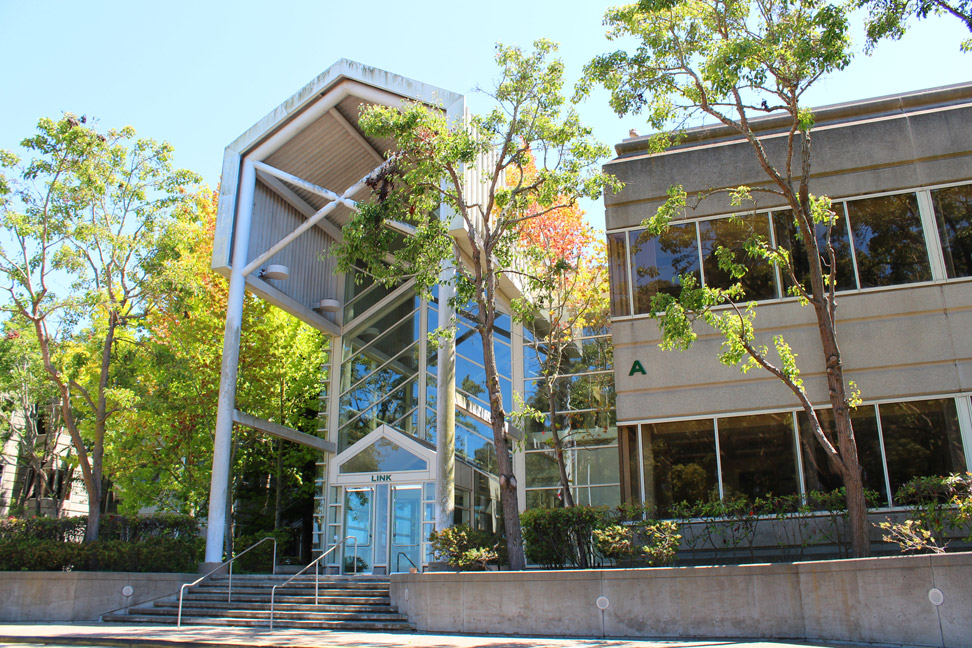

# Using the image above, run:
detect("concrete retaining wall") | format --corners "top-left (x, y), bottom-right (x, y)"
top-left (0, 571), bottom-right (196, 622)
top-left (391, 552), bottom-right (972, 648)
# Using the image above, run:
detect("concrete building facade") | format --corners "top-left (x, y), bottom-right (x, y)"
top-left (604, 83), bottom-right (972, 513)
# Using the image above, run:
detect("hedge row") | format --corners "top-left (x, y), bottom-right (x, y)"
top-left (0, 537), bottom-right (202, 572)
top-left (0, 514), bottom-right (199, 543)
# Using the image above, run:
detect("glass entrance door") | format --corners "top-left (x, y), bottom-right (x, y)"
top-left (390, 485), bottom-right (422, 573)
top-left (343, 487), bottom-right (373, 574)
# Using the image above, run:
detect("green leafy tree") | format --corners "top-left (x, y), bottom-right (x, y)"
top-left (337, 40), bottom-right (617, 569)
top-left (581, 0), bottom-right (874, 557)
top-left (0, 319), bottom-right (71, 516)
top-left (108, 191), bottom-right (327, 556)
top-left (856, 0), bottom-right (972, 52)
top-left (516, 202), bottom-right (609, 511)
top-left (0, 115), bottom-right (199, 541)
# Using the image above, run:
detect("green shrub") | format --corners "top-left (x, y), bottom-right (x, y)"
top-left (593, 520), bottom-right (680, 566)
top-left (0, 514), bottom-right (203, 572)
top-left (233, 529), bottom-right (293, 573)
top-left (429, 524), bottom-right (505, 570)
top-left (520, 506), bottom-right (610, 569)
top-left (0, 537), bottom-right (202, 572)
top-left (880, 472), bottom-right (972, 553)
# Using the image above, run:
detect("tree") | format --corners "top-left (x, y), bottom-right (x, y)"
top-left (336, 40), bottom-right (617, 569)
top-left (0, 320), bottom-right (72, 516)
top-left (582, 0), bottom-right (874, 557)
top-left (515, 160), bottom-right (610, 511)
top-left (856, 0), bottom-right (972, 52)
top-left (108, 190), bottom-right (327, 559)
top-left (0, 115), bottom-right (199, 541)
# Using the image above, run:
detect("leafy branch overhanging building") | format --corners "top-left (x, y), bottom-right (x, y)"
top-left (208, 58), bottom-right (972, 571)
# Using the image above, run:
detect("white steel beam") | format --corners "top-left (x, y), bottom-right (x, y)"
top-left (205, 159), bottom-right (257, 564)
top-left (242, 160), bottom-right (392, 278)
top-left (232, 410), bottom-right (337, 454)
top-left (252, 161), bottom-right (344, 204)
top-left (254, 169), bottom-right (347, 244)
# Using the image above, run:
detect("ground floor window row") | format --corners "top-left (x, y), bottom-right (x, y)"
top-left (619, 395), bottom-right (971, 516)
top-left (607, 182), bottom-right (972, 318)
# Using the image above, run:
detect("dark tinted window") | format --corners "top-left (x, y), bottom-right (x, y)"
top-left (847, 194), bottom-right (931, 288)
top-left (931, 184), bottom-right (972, 279)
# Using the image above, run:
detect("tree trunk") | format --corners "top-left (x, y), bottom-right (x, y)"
top-left (800, 202), bottom-right (871, 558)
top-left (548, 392), bottom-right (574, 508)
top-left (479, 311), bottom-right (526, 570)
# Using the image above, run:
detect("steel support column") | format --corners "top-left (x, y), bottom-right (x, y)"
top-left (205, 160), bottom-right (256, 563)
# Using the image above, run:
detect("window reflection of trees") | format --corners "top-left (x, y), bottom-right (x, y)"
top-left (630, 223), bottom-right (700, 313)
top-left (931, 184), bottom-right (972, 278)
top-left (698, 214), bottom-right (776, 300)
top-left (773, 206), bottom-right (857, 293)
top-left (847, 194), bottom-right (931, 288)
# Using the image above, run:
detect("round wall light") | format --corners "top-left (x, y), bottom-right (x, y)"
top-left (261, 264), bottom-right (290, 281)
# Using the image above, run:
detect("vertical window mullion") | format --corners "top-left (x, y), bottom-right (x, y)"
top-left (713, 417), bottom-right (725, 501)
top-left (695, 221), bottom-right (706, 287)
top-left (873, 404), bottom-right (894, 507)
top-left (636, 424), bottom-right (646, 508)
top-left (916, 189), bottom-right (948, 281)
top-left (843, 201), bottom-right (863, 290)
top-left (625, 230), bottom-right (636, 316)
top-left (769, 211), bottom-right (784, 299)
top-left (954, 395), bottom-right (972, 470)
top-left (792, 411), bottom-right (807, 503)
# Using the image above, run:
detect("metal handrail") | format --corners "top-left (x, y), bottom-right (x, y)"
top-left (177, 536), bottom-right (277, 627)
top-left (396, 550), bottom-right (419, 573)
top-left (269, 535), bottom-right (359, 630)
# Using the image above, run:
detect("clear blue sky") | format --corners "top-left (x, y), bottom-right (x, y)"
top-left (1, 0), bottom-right (969, 230)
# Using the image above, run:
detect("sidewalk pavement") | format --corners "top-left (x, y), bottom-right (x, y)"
top-left (0, 623), bottom-right (889, 648)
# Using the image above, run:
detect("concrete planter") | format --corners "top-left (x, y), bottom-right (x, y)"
top-left (391, 551), bottom-right (972, 648)
top-left (0, 571), bottom-right (197, 622)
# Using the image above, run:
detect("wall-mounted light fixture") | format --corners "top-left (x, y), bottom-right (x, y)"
top-left (260, 264), bottom-right (290, 281)
top-left (315, 299), bottom-right (341, 313)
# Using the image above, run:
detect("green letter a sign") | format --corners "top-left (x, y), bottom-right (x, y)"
top-left (629, 360), bottom-right (647, 376)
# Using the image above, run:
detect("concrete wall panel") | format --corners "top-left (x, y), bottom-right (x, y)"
top-left (613, 282), bottom-right (972, 422)
top-left (0, 572), bottom-right (196, 622)
top-left (392, 552), bottom-right (972, 647)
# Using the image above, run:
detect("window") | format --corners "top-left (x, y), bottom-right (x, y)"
top-left (772, 206), bottom-right (857, 293)
top-left (718, 413), bottom-right (799, 500)
top-left (698, 214), bottom-right (777, 300)
top-left (878, 398), bottom-right (967, 501)
top-left (641, 419), bottom-right (719, 517)
top-left (846, 193), bottom-right (931, 288)
top-left (608, 184), bottom-right (972, 319)
top-left (931, 184), bottom-right (972, 278)
top-left (607, 232), bottom-right (630, 317)
top-left (629, 223), bottom-right (700, 314)
top-left (797, 407), bottom-right (889, 506)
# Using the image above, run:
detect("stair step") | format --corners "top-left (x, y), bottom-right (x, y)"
top-left (103, 573), bottom-right (410, 632)
top-left (196, 584), bottom-right (390, 593)
top-left (155, 600), bottom-right (395, 613)
top-left (102, 614), bottom-right (413, 630)
top-left (178, 593), bottom-right (391, 605)
top-left (132, 606), bottom-right (408, 622)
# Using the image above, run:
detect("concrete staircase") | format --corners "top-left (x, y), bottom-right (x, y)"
top-left (102, 573), bottom-right (413, 630)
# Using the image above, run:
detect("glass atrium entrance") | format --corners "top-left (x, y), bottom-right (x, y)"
top-left (326, 425), bottom-right (437, 575)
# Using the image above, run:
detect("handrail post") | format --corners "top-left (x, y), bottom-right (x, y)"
top-left (228, 559), bottom-right (233, 603)
top-left (315, 559), bottom-right (319, 605)
top-left (177, 583), bottom-right (187, 627)
top-left (269, 586), bottom-right (276, 631)
top-left (272, 539), bottom-right (277, 575)
top-left (351, 536), bottom-right (359, 575)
